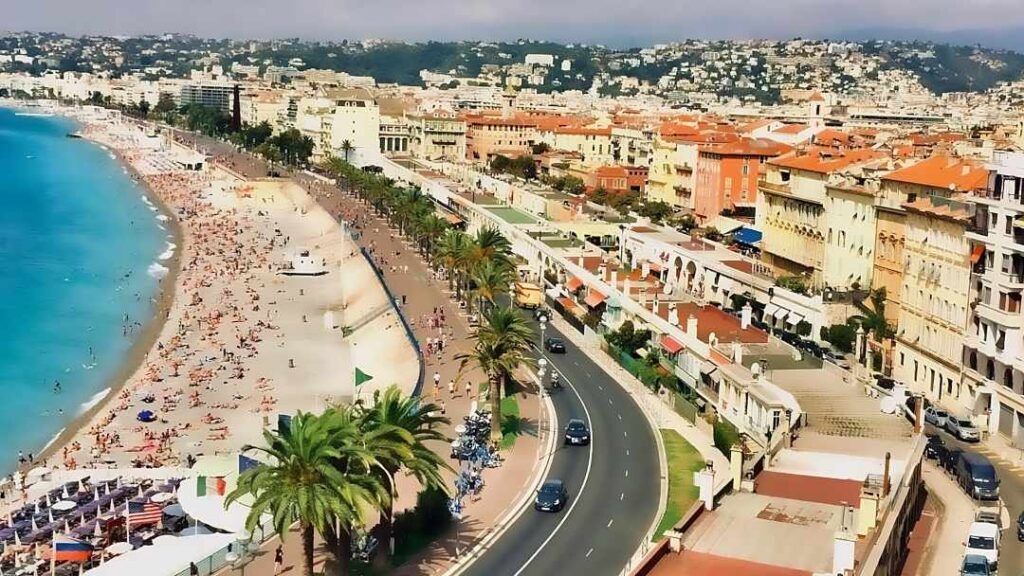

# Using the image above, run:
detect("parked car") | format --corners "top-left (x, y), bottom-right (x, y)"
top-left (924, 406), bottom-right (950, 428)
top-left (872, 373), bottom-right (897, 391)
top-left (544, 337), bottom-right (566, 354)
top-left (965, 521), bottom-right (999, 568)
top-left (1017, 510), bottom-right (1024, 542)
top-left (976, 509), bottom-right (1002, 529)
top-left (961, 553), bottom-right (992, 575)
top-left (925, 434), bottom-right (945, 460)
top-left (534, 480), bottom-right (568, 512)
top-left (947, 417), bottom-right (981, 442)
top-left (534, 307), bottom-right (551, 322)
top-left (779, 331), bottom-right (801, 346)
top-left (956, 452), bottom-right (1000, 500)
top-left (796, 339), bottom-right (824, 358)
top-left (564, 419), bottom-right (591, 446)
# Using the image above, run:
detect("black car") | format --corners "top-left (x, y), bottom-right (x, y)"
top-left (941, 447), bottom-right (963, 474)
top-left (534, 308), bottom-right (550, 322)
top-left (1017, 510), bottom-right (1024, 541)
top-left (924, 434), bottom-right (945, 460)
top-left (796, 339), bottom-right (824, 357)
top-left (535, 479), bottom-right (568, 512)
top-left (544, 337), bottom-right (566, 353)
top-left (779, 332), bottom-right (801, 346)
top-left (564, 419), bottom-right (591, 446)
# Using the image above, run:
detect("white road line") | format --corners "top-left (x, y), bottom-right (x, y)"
top-left (617, 414), bottom-right (622, 420)
top-left (624, 431), bottom-right (628, 438)
top-left (585, 548), bottom-right (594, 558)
top-left (620, 492), bottom-right (624, 501)
top-left (598, 385), bottom-right (603, 390)
top-left (625, 469), bottom-right (629, 478)
top-left (608, 399), bottom-right (613, 405)
top-left (512, 352), bottom-right (595, 576)
top-left (626, 449), bottom-right (630, 456)
top-left (607, 519), bottom-right (614, 528)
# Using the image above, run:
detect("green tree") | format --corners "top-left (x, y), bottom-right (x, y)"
top-left (339, 139), bottom-right (355, 163)
top-left (457, 307), bottom-right (536, 442)
top-left (470, 258), bottom-right (515, 313)
top-left (227, 411), bottom-right (385, 576)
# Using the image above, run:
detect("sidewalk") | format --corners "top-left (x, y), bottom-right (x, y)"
top-left (916, 461), bottom-right (977, 576)
top-left (217, 174), bottom-right (550, 576)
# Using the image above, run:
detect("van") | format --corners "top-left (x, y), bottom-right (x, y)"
top-left (956, 452), bottom-right (1000, 500)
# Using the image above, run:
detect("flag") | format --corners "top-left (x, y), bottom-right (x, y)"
top-left (355, 367), bottom-right (373, 387)
top-left (196, 476), bottom-right (226, 497)
top-left (53, 535), bottom-right (92, 563)
top-left (126, 501), bottom-right (163, 526)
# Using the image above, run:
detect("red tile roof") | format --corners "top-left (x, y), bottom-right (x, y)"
top-left (883, 155), bottom-right (987, 192)
top-left (648, 550), bottom-right (812, 576)
top-left (770, 148), bottom-right (885, 174)
top-left (755, 471), bottom-right (863, 508)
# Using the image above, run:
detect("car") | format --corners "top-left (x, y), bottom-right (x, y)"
top-left (544, 337), bottom-right (566, 353)
top-left (925, 434), bottom-right (945, 460)
top-left (965, 521), bottom-right (999, 568)
top-left (924, 406), bottom-right (950, 428)
top-left (1017, 510), bottom-right (1024, 542)
top-left (956, 453), bottom-right (1000, 500)
top-left (976, 509), bottom-right (1002, 529)
top-left (779, 331), bottom-right (801, 346)
top-left (564, 419), bottom-right (591, 445)
top-left (796, 339), bottom-right (824, 357)
top-left (872, 373), bottom-right (897, 391)
top-left (534, 307), bottom-right (550, 322)
top-left (961, 553), bottom-right (992, 575)
top-left (535, 479), bottom-right (568, 512)
top-left (947, 417), bottom-right (981, 442)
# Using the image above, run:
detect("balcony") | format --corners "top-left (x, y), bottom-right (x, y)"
top-left (976, 300), bottom-right (1022, 329)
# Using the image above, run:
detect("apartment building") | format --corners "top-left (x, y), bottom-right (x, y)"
top-left (465, 115), bottom-right (537, 161)
top-left (692, 138), bottom-right (790, 222)
top-left (179, 81), bottom-right (236, 113)
top-left (895, 196), bottom-right (973, 408)
top-left (756, 148), bottom-right (884, 290)
top-left (409, 114), bottom-right (467, 161)
top-left (964, 152), bottom-right (1024, 442)
top-left (239, 89), bottom-right (289, 128)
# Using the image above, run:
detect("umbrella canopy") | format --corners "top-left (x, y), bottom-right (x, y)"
top-left (136, 410), bottom-right (156, 423)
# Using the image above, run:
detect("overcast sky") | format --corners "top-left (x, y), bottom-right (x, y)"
top-left (7, 0), bottom-right (1024, 48)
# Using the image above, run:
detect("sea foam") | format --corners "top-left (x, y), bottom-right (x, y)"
top-left (158, 242), bottom-right (176, 261)
top-left (80, 387), bottom-right (110, 414)
top-left (147, 262), bottom-right (169, 279)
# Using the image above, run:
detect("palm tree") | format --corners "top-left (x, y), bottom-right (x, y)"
top-left (469, 258), bottom-right (515, 313)
top-left (360, 386), bottom-right (451, 566)
top-left (416, 214), bottom-right (448, 261)
top-left (226, 412), bottom-right (382, 576)
top-left (472, 226), bottom-right (512, 266)
top-left (435, 230), bottom-right (472, 296)
top-left (340, 139), bottom-right (355, 163)
top-left (457, 307), bottom-right (536, 442)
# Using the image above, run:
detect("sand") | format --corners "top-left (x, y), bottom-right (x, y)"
top-left (30, 116), bottom-right (419, 475)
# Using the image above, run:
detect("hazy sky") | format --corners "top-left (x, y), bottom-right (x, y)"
top-left (7, 0), bottom-right (1024, 47)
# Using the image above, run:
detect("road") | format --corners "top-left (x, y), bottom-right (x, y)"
top-left (926, 423), bottom-right (1024, 575)
top-left (461, 317), bottom-right (661, 576)
top-left (162, 129), bottom-right (664, 572)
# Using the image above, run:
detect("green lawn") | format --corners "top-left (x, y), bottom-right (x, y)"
top-left (653, 429), bottom-right (705, 540)
top-left (498, 394), bottom-right (523, 449)
top-left (487, 206), bottom-right (538, 225)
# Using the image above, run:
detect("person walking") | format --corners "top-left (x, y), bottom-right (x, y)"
top-left (274, 545), bottom-right (284, 575)
top-left (448, 379), bottom-right (455, 397)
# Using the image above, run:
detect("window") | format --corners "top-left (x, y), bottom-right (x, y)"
top-left (1008, 215), bottom-right (1015, 235)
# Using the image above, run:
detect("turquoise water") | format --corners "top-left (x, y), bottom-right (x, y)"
top-left (0, 108), bottom-right (167, 473)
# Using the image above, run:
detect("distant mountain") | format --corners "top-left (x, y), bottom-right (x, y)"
top-left (832, 26), bottom-right (1024, 53)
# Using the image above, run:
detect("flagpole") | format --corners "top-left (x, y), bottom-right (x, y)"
top-left (125, 505), bottom-right (130, 544)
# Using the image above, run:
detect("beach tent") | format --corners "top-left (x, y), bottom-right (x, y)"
top-left (83, 533), bottom-right (235, 576)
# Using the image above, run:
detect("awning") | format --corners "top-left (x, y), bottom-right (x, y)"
top-left (565, 276), bottom-right (583, 292)
top-left (584, 289), bottom-right (607, 308)
top-left (733, 227), bottom-right (763, 246)
top-left (764, 303), bottom-right (780, 318)
top-left (786, 311), bottom-right (804, 325)
top-left (700, 361), bottom-right (722, 384)
top-left (773, 306), bottom-right (790, 319)
top-left (660, 335), bottom-right (685, 355)
top-left (444, 213), bottom-right (463, 225)
top-left (970, 244), bottom-right (985, 264)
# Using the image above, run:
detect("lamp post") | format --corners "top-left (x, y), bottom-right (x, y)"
top-left (375, 462), bottom-right (397, 556)
top-left (537, 358), bottom-right (548, 391)
top-left (539, 318), bottom-right (547, 349)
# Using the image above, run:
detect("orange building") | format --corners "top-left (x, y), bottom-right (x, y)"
top-left (464, 114), bottom-right (538, 161)
top-left (693, 138), bottom-right (791, 222)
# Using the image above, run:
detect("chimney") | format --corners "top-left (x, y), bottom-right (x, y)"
top-left (686, 314), bottom-right (698, 337)
top-left (641, 260), bottom-right (651, 278)
top-left (740, 303), bottom-right (752, 329)
top-left (610, 269), bottom-right (619, 290)
top-left (882, 452), bottom-right (892, 497)
top-left (624, 278), bottom-right (633, 298)
top-left (733, 340), bottom-right (743, 364)
top-left (913, 395), bottom-right (924, 434)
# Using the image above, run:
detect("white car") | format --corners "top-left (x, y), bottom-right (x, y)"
top-left (924, 406), bottom-right (949, 428)
top-left (966, 520), bottom-right (999, 568)
top-left (947, 417), bottom-right (981, 442)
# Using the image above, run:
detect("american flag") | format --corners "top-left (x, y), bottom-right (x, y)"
top-left (127, 501), bottom-right (163, 526)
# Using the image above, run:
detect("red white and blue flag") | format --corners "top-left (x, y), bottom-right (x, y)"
top-left (53, 535), bottom-right (92, 563)
top-left (127, 501), bottom-right (163, 526)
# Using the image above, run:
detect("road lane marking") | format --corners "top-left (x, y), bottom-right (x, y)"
top-left (625, 469), bottom-right (629, 478)
top-left (626, 449), bottom-right (630, 456)
top-left (512, 351), bottom-right (595, 576)
top-left (598, 385), bottom-right (603, 390)
top-left (607, 519), bottom-right (614, 528)
top-left (618, 414), bottom-right (622, 420)
top-left (586, 548), bottom-right (593, 558)
top-left (608, 398), bottom-right (614, 405)
top-left (620, 492), bottom-right (624, 501)
top-left (624, 431), bottom-right (628, 438)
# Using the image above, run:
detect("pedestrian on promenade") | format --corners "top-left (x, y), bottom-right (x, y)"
top-left (274, 545), bottom-right (284, 574)
top-left (448, 380), bottom-right (455, 396)
top-left (465, 379), bottom-right (473, 399)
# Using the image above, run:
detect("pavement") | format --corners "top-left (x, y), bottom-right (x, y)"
top-left (196, 144), bottom-right (552, 575)
top-left (915, 460), bottom-right (977, 576)
top-left (455, 314), bottom-right (661, 576)
top-left (927, 423), bottom-right (1022, 576)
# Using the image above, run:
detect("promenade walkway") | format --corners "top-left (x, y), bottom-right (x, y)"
top-left (216, 169), bottom-right (548, 576)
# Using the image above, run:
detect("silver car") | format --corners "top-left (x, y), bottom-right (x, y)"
top-left (947, 417), bottom-right (980, 442)
top-left (924, 406), bottom-right (949, 428)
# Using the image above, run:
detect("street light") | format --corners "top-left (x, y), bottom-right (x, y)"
top-left (539, 318), bottom-right (547, 349)
top-left (374, 461), bottom-right (397, 556)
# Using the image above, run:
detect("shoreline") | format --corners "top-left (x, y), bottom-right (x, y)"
top-left (28, 119), bottom-right (185, 471)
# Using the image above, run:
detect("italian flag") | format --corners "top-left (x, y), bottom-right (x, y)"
top-left (197, 475), bottom-right (226, 497)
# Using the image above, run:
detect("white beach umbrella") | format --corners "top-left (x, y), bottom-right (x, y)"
top-left (62, 486), bottom-right (70, 499)
top-left (78, 479), bottom-right (86, 493)
top-left (64, 520), bottom-right (70, 534)
top-left (45, 494), bottom-right (51, 507)
top-left (79, 513), bottom-right (85, 526)
top-left (94, 487), bottom-right (100, 500)
top-left (108, 500), bottom-right (116, 514)
top-left (14, 530), bottom-right (21, 547)
top-left (7, 511), bottom-right (12, 525)
top-left (33, 502), bottom-right (39, 515)
top-left (47, 509), bottom-right (53, 524)
top-left (93, 521), bottom-right (102, 538)
top-left (30, 518), bottom-right (37, 532)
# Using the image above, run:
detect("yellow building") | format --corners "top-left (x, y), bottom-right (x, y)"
top-left (894, 196), bottom-right (974, 408)
top-left (645, 136), bottom-right (695, 209)
top-left (873, 207), bottom-right (906, 324)
top-left (756, 148), bottom-right (884, 290)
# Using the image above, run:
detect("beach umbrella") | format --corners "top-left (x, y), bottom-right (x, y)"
top-left (108, 501), bottom-right (115, 514)
top-left (45, 494), bottom-right (51, 507)
top-left (47, 510), bottom-right (53, 524)
top-left (31, 518), bottom-right (37, 532)
top-left (64, 520), bottom-right (70, 534)
top-left (78, 479), bottom-right (86, 493)
top-left (14, 530), bottom-right (21, 547)
top-left (137, 486), bottom-right (144, 497)
top-left (62, 485), bottom-right (70, 499)
top-left (116, 477), bottom-right (122, 489)
top-left (79, 513), bottom-right (85, 527)
top-left (33, 502), bottom-right (40, 515)
top-left (94, 487), bottom-right (100, 500)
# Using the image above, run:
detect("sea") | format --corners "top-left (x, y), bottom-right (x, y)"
top-left (0, 107), bottom-right (168, 474)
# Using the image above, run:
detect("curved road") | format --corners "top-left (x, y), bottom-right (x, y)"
top-left (462, 319), bottom-right (661, 576)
